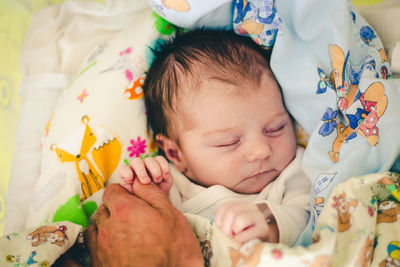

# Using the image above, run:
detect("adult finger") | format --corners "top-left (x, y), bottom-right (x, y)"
top-left (102, 184), bottom-right (147, 217)
top-left (94, 204), bottom-right (110, 227)
top-left (131, 178), bottom-right (172, 213)
top-left (84, 225), bottom-right (102, 267)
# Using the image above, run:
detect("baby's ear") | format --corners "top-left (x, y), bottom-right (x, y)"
top-left (156, 134), bottom-right (187, 172)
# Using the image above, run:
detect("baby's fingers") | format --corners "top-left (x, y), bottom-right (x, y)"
top-left (143, 157), bottom-right (163, 183)
top-left (215, 200), bottom-right (256, 235)
top-left (154, 156), bottom-right (172, 182)
top-left (119, 164), bottom-right (134, 182)
top-left (118, 164), bottom-right (134, 193)
top-left (130, 158), bottom-right (151, 184)
top-left (231, 212), bottom-right (270, 244)
top-left (232, 224), bottom-right (266, 244)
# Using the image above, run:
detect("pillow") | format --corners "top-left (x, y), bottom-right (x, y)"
top-left (1, 0), bottom-right (70, 236)
top-left (4, 0), bottom-right (151, 235)
top-left (25, 7), bottom-right (177, 229)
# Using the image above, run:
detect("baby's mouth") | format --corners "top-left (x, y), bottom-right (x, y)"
top-left (244, 170), bottom-right (272, 180)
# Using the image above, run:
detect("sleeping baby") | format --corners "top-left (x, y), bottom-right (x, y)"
top-left (119, 29), bottom-right (311, 245)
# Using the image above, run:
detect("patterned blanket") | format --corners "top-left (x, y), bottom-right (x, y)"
top-left (3, 0), bottom-right (400, 266)
top-left (189, 172), bottom-right (400, 266)
top-left (1, 172), bottom-right (399, 266)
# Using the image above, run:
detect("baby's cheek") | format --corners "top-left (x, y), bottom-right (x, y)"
top-left (274, 132), bottom-right (297, 164)
top-left (220, 158), bottom-right (243, 184)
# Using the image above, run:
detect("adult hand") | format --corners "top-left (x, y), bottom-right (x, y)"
top-left (85, 182), bottom-right (204, 267)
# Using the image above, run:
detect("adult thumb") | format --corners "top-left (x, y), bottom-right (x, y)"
top-left (131, 178), bottom-right (172, 211)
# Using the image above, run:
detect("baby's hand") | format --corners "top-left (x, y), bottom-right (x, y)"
top-left (119, 156), bottom-right (173, 194)
top-left (215, 200), bottom-right (279, 244)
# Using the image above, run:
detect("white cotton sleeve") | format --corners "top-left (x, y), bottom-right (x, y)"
top-left (264, 193), bottom-right (310, 246)
top-left (255, 147), bottom-right (312, 246)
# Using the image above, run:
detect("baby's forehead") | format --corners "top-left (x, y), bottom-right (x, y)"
top-left (175, 69), bottom-right (280, 113)
top-left (167, 59), bottom-right (279, 131)
top-left (187, 65), bottom-right (277, 96)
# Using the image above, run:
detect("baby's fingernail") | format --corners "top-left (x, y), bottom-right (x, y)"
top-left (142, 176), bottom-right (150, 184)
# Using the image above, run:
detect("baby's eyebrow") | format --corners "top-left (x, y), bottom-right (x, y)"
top-left (202, 127), bottom-right (238, 137)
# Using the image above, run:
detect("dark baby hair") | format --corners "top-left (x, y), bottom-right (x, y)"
top-left (143, 29), bottom-right (272, 142)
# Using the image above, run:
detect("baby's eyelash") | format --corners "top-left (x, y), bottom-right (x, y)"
top-left (216, 139), bottom-right (240, 147)
top-left (264, 125), bottom-right (285, 134)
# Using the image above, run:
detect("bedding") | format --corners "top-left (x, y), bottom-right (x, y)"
top-left (265, 0), bottom-right (400, 246)
top-left (24, 6), bottom-right (175, 230)
top-left (2, 0), bottom-right (400, 266)
top-left (1, 173), bottom-right (399, 266)
top-left (0, 0), bottom-right (114, 236)
top-left (3, 0), bottom-right (151, 235)
top-left (189, 172), bottom-right (400, 266)
top-left (0, 0), bottom-right (66, 238)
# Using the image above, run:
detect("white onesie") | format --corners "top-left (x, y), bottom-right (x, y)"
top-left (168, 146), bottom-right (311, 246)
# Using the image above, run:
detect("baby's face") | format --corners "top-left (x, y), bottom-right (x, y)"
top-left (176, 73), bottom-right (297, 194)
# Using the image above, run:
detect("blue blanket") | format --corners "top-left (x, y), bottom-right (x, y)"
top-left (263, 0), bottom-right (400, 246)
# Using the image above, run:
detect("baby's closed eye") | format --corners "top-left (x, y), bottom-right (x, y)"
top-left (263, 124), bottom-right (286, 137)
top-left (215, 138), bottom-right (241, 147)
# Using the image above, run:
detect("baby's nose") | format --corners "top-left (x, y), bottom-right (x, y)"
top-left (245, 137), bottom-right (272, 162)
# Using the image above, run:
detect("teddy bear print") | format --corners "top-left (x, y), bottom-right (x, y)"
top-left (26, 225), bottom-right (68, 247)
top-left (332, 192), bottom-right (358, 232)
top-left (230, 240), bottom-right (263, 267)
top-left (356, 233), bottom-right (375, 267)
top-left (377, 200), bottom-right (400, 224)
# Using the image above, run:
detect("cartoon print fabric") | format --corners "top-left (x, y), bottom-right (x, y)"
top-left (184, 172), bottom-right (400, 267)
top-left (0, 221), bottom-right (82, 267)
top-left (265, 0), bottom-right (400, 246)
top-left (233, 0), bottom-right (282, 48)
top-left (147, 0), bottom-right (233, 30)
top-left (24, 8), bottom-right (175, 230)
top-left (6, 0), bottom-right (400, 265)
top-left (4, 172), bottom-right (399, 266)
